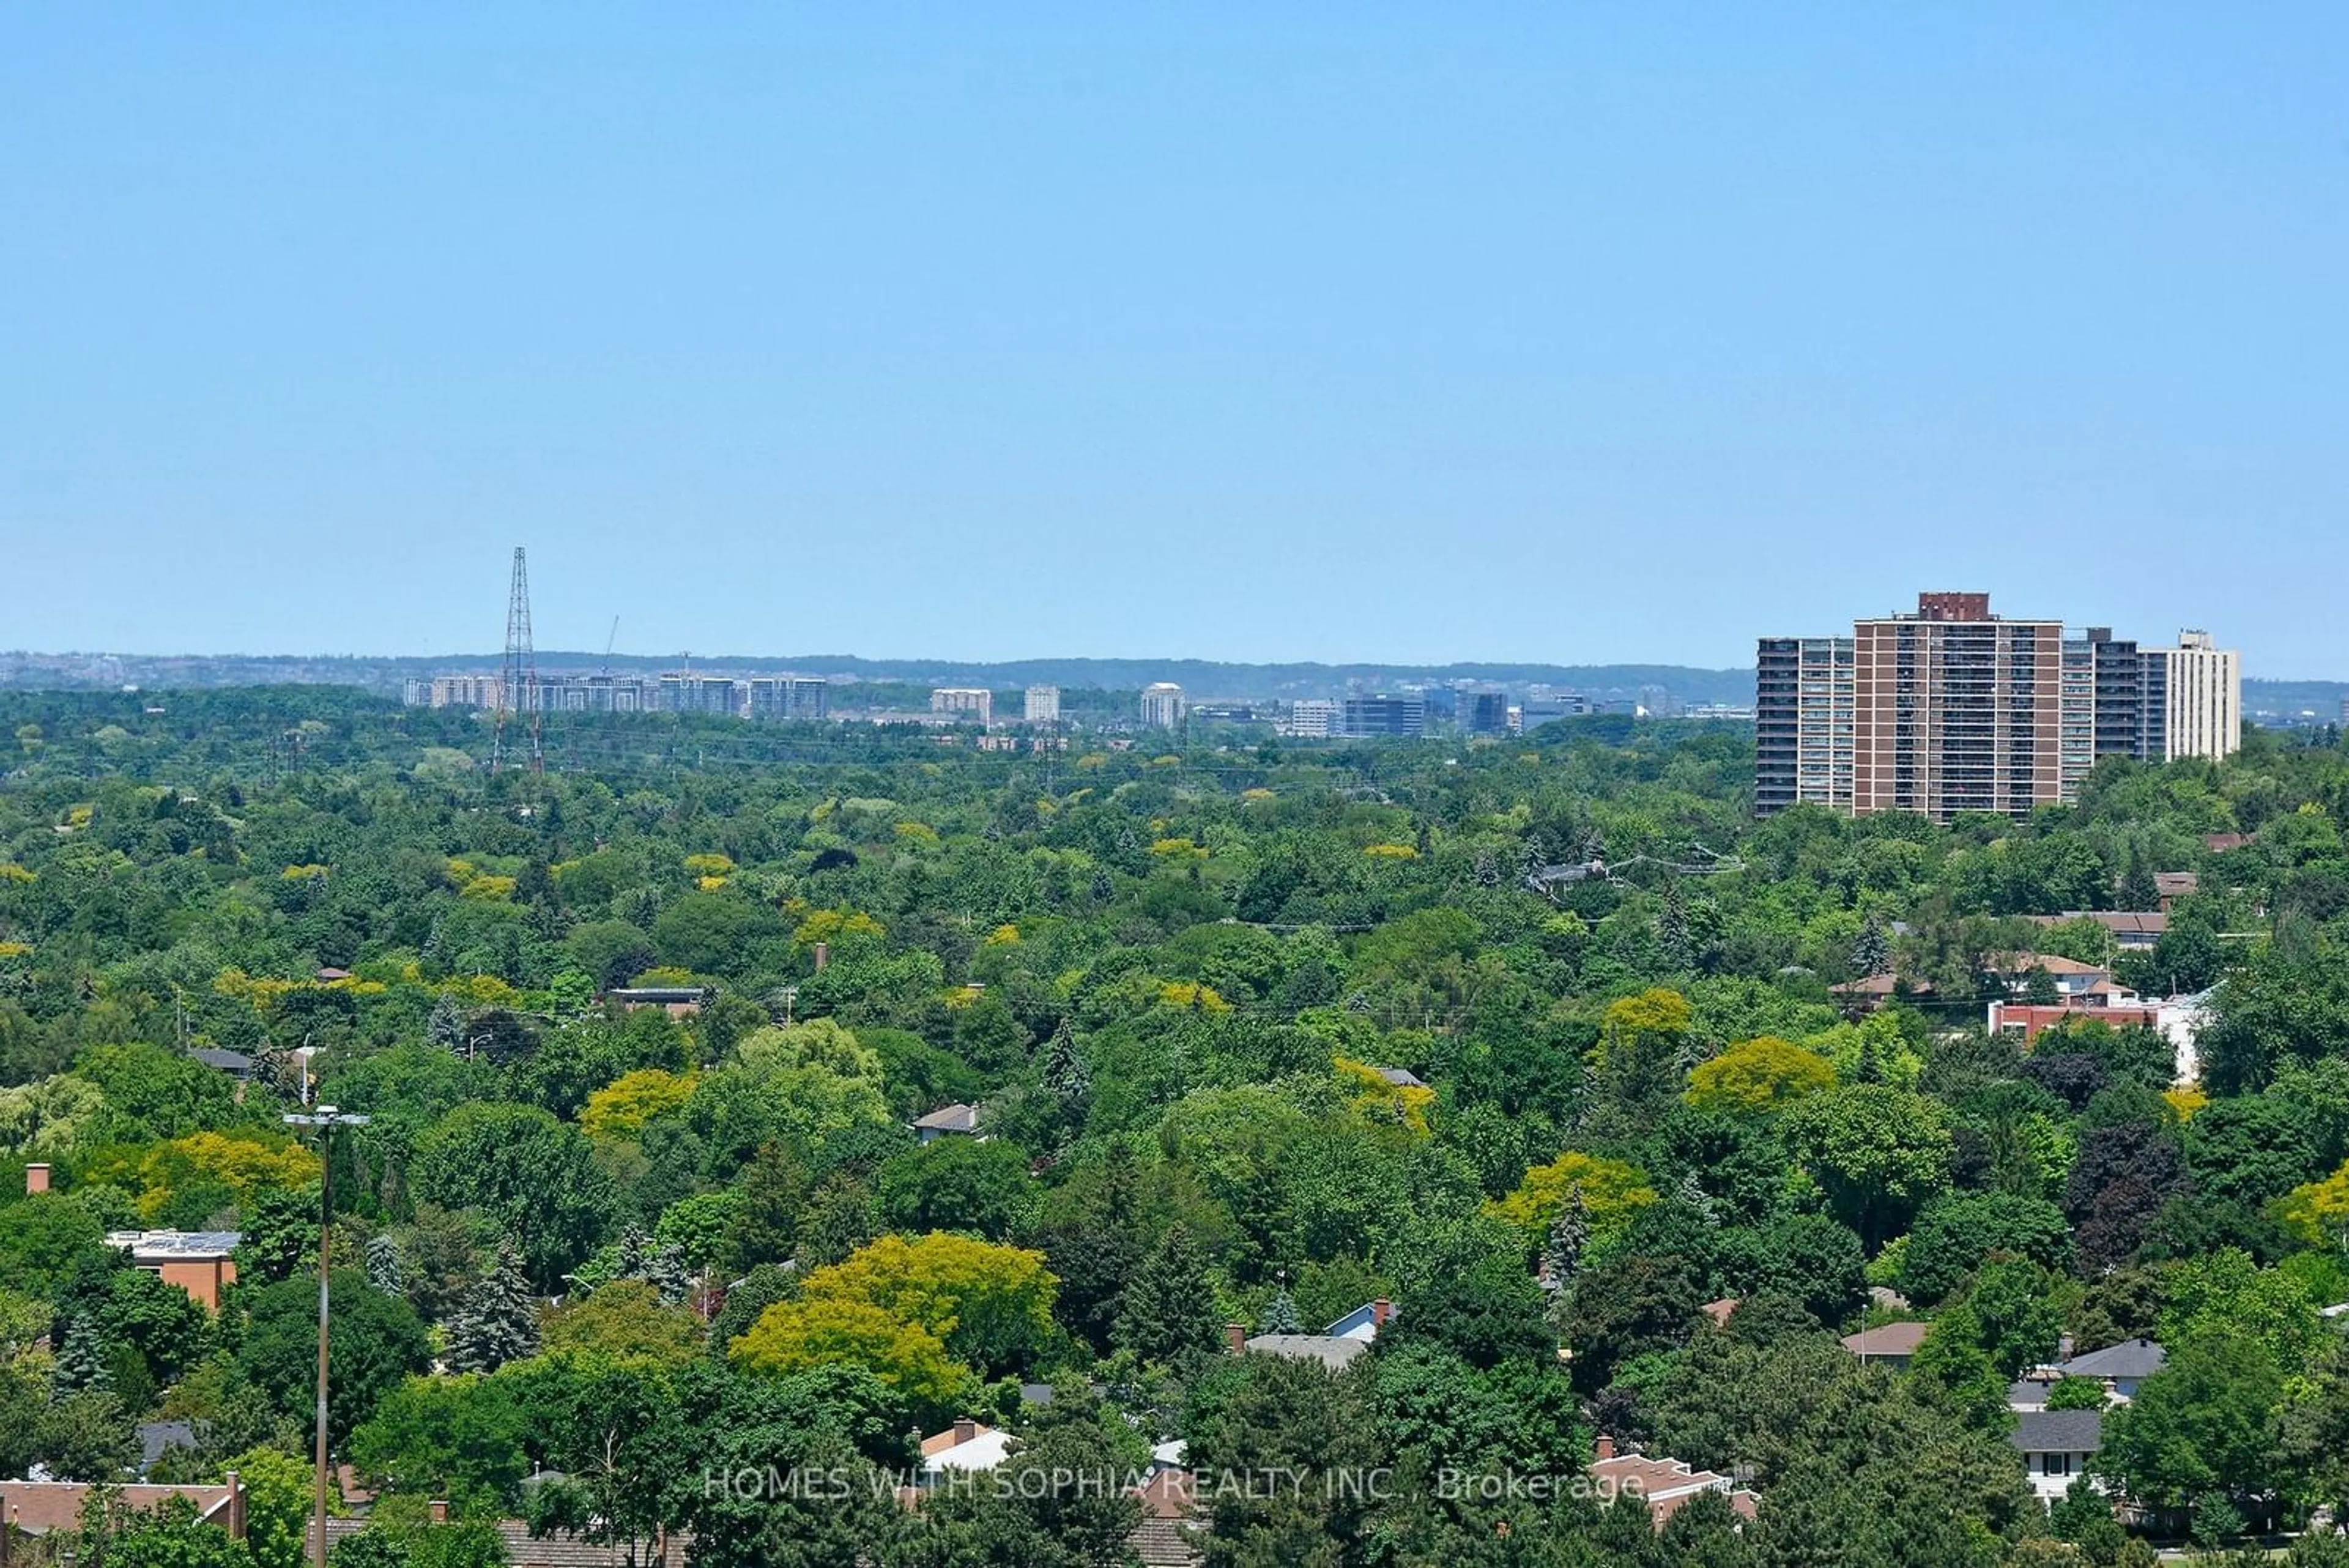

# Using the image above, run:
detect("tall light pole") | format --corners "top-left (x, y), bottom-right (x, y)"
top-left (284, 1105), bottom-right (369, 1568)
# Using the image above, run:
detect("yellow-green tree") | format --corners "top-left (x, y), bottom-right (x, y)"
top-left (2274, 1159), bottom-right (2349, 1249)
top-left (1491, 1151), bottom-right (1657, 1244)
top-left (579, 1068), bottom-right (697, 1140)
top-left (732, 1231), bottom-right (1056, 1400)
top-left (1334, 1056), bottom-right (1435, 1136)
top-left (732, 1295), bottom-right (966, 1415)
top-left (118, 1132), bottom-right (319, 1221)
top-left (1590, 988), bottom-right (1694, 1099)
top-left (228, 1444), bottom-right (314, 1568)
top-left (1685, 1036), bottom-right (1836, 1116)
top-left (541, 1280), bottom-right (703, 1369)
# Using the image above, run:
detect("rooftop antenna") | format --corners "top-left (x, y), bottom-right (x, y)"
top-left (492, 546), bottom-right (541, 774)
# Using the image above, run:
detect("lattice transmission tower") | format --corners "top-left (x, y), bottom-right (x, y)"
top-left (491, 546), bottom-right (541, 774)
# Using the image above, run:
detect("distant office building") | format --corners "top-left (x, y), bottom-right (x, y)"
top-left (540, 674), bottom-right (656, 713)
top-left (1852, 593), bottom-right (2065, 820)
top-left (1139, 683), bottom-right (1186, 729)
top-left (1190, 702), bottom-right (1258, 723)
top-left (1341, 695), bottom-right (1427, 738)
top-left (1462, 689), bottom-right (1511, 736)
top-left (1518, 688), bottom-right (1591, 728)
top-left (1754, 637), bottom-right (1854, 814)
top-left (660, 673), bottom-right (740, 716)
top-left (1283, 699), bottom-right (1340, 738)
top-left (2058, 628), bottom-right (2239, 767)
top-left (1761, 593), bottom-right (2241, 821)
top-left (2084, 630), bottom-right (2148, 762)
top-left (426, 674), bottom-right (502, 710)
top-left (2149, 631), bottom-right (2240, 763)
top-left (931, 688), bottom-right (994, 726)
top-left (1023, 685), bottom-right (1061, 724)
top-left (748, 675), bottom-right (829, 722)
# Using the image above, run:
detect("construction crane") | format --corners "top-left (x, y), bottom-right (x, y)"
top-left (601, 615), bottom-right (620, 676)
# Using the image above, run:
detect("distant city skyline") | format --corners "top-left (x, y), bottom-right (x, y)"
top-left (6, 10), bottom-right (2347, 666)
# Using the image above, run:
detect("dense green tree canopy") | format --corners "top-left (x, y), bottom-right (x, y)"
top-left (2, 689), bottom-right (2348, 1558)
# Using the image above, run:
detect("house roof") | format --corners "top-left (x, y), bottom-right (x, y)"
top-left (919, 1422), bottom-right (1013, 1471)
top-left (0, 1483), bottom-right (238, 1536)
top-left (1370, 1065), bottom-right (1426, 1088)
top-left (2203, 833), bottom-right (2255, 853)
top-left (2034, 912), bottom-right (2168, 936)
top-left (1125, 1470), bottom-right (1203, 1566)
top-left (910, 1102), bottom-right (982, 1133)
top-left (1589, 1448), bottom-right (1761, 1527)
top-left (1700, 1298), bottom-right (1739, 1327)
top-left (1989, 953), bottom-right (2109, 977)
top-left (2154, 872), bottom-right (2199, 897)
top-left (1133, 1467), bottom-right (1193, 1519)
top-left (190, 1047), bottom-right (253, 1074)
top-left (1840, 1321), bottom-right (1932, 1358)
top-left (2013, 1410), bottom-right (2103, 1455)
top-left (306, 1521), bottom-right (647, 1568)
top-left (1323, 1300), bottom-right (1396, 1340)
top-left (1244, 1334), bottom-right (1370, 1369)
top-left (136, 1419), bottom-right (199, 1475)
top-left (2058, 1337), bottom-right (2165, 1380)
top-left (108, 1229), bottom-right (242, 1260)
top-left (1831, 973), bottom-right (1909, 997)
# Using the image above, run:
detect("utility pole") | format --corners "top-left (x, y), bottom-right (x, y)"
top-left (284, 1105), bottom-right (370, 1568)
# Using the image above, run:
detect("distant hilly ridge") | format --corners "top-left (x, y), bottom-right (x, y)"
top-left (0, 651), bottom-right (1760, 707)
top-left (0, 651), bottom-right (2340, 719)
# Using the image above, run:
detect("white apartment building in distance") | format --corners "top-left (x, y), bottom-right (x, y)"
top-left (2150, 631), bottom-right (2241, 763)
top-left (1283, 699), bottom-right (1341, 738)
top-left (1139, 682), bottom-right (1186, 728)
top-left (930, 687), bottom-right (993, 726)
top-left (1024, 685), bottom-right (1061, 724)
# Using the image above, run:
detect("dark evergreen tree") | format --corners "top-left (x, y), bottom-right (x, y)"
top-left (1259, 1276), bottom-right (1305, 1336)
top-left (2118, 845), bottom-right (2161, 913)
top-left (613, 1223), bottom-right (650, 1283)
top-left (645, 1243), bottom-right (691, 1307)
top-left (1855, 1030), bottom-right (1885, 1085)
top-left (1039, 1019), bottom-right (1090, 1107)
top-left (1542, 1182), bottom-right (1590, 1321)
top-left (51, 1313), bottom-right (108, 1394)
top-left (445, 1247), bottom-right (538, 1373)
top-left (427, 994), bottom-right (466, 1053)
top-left (365, 1232), bottom-right (404, 1297)
top-left (1851, 914), bottom-right (1891, 978)
top-left (1113, 1224), bottom-right (1222, 1367)
top-left (1658, 880), bottom-right (1694, 970)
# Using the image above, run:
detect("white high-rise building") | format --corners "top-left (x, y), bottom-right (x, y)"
top-left (1024, 685), bottom-right (1061, 724)
top-left (930, 687), bottom-right (993, 726)
top-left (2148, 631), bottom-right (2241, 763)
top-left (1139, 683), bottom-right (1186, 729)
top-left (1283, 699), bottom-right (1340, 738)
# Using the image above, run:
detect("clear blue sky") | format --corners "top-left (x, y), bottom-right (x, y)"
top-left (4, 6), bottom-right (2345, 673)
